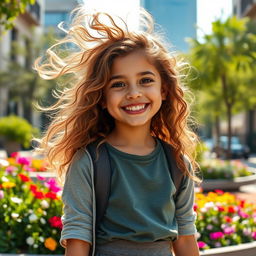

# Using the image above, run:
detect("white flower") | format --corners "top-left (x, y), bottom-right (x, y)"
top-left (11, 197), bottom-right (22, 204)
top-left (39, 236), bottom-right (44, 242)
top-left (195, 232), bottom-right (201, 239)
top-left (52, 229), bottom-right (57, 234)
top-left (11, 213), bottom-right (19, 219)
top-left (200, 207), bottom-right (207, 213)
top-left (29, 214), bottom-right (38, 222)
top-left (232, 216), bottom-right (240, 222)
top-left (33, 244), bottom-right (38, 248)
top-left (204, 202), bottom-right (215, 209)
top-left (40, 218), bottom-right (46, 224)
top-left (1, 176), bottom-right (9, 182)
top-left (40, 200), bottom-right (49, 209)
top-left (26, 237), bottom-right (34, 245)
top-left (27, 224), bottom-right (32, 229)
top-left (241, 220), bottom-right (249, 225)
top-left (3, 204), bottom-right (7, 208)
top-left (0, 159), bottom-right (9, 167)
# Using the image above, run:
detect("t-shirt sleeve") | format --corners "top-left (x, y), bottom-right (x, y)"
top-left (60, 149), bottom-right (93, 248)
top-left (174, 159), bottom-right (197, 236)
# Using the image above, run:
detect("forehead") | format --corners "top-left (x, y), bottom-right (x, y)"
top-left (110, 50), bottom-right (159, 76)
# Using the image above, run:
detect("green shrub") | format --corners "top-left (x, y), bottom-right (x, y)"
top-left (0, 115), bottom-right (39, 148)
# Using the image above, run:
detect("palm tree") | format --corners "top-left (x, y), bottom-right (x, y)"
top-left (188, 16), bottom-right (256, 159)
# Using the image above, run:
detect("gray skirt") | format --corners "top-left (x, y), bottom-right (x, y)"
top-left (95, 240), bottom-right (173, 256)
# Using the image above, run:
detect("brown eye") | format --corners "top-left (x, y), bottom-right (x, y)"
top-left (111, 82), bottom-right (126, 88)
top-left (140, 77), bottom-right (154, 84)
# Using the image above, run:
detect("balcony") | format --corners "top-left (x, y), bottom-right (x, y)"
top-left (19, 1), bottom-right (41, 26)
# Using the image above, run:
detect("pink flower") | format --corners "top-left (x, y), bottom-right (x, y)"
top-left (252, 232), bottom-right (256, 240)
top-left (37, 174), bottom-right (46, 181)
top-left (210, 232), bottom-right (224, 240)
top-left (5, 166), bottom-right (17, 174)
top-left (197, 241), bottom-right (207, 249)
top-left (17, 157), bottom-right (31, 166)
top-left (239, 211), bottom-right (249, 218)
top-left (44, 178), bottom-right (61, 193)
top-left (223, 226), bottom-right (235, 235)
top-left (0, 190), bottom-right (4, 199)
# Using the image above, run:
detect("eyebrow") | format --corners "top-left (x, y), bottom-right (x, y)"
top-left (109, 71), bottom-right (156, 81)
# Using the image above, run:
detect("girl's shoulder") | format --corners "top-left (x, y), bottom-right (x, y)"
top-left (67, 147), bottom-right (93, 177)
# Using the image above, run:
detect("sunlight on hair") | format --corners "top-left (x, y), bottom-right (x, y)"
top-left (83, 0), bottom-right (140, 31)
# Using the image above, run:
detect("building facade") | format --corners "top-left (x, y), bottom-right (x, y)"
top-left (44, 0), bottom-right (78, 35)
top-left (0, 0), bottom-right (44, 124)
top-left (140, 0), bottom-right (197, 52)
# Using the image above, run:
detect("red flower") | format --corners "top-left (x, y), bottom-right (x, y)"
top-left (34, 191), bottom-right (44, 199)
top-left (30, 184), bottom-right (38, 192)
top-left (224, 216), bottom-right (232, 223)
top-left (10, 152), bottom-right (19, 158)
top-left (239, 200), bottom-right (245, 208)
top-left (18, 173), bottom-right (31, 182)
top-left (214, 189), bottom-right (224, 195)
top-left (193, 204), bottom-right (198, 211)
top-left (228, 206), bottom-right (236, 213)
top-left (49, 216), bottom-right (63, 229)
top-left (217, 206), bottom-right (225, 212)
top-left (45, 192), bottom-right (58, 200)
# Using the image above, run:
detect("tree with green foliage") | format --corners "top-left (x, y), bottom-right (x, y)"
top-left (187, 16), bottom-right (256, 158)
top-left (0, 0), bottom-right (35, 31)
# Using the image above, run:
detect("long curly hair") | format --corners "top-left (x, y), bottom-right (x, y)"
top-left (34, 6), bottom-right (199, 182)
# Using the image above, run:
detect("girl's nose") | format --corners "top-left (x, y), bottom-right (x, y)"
top-left (126, 85), bottom-right (142, 99)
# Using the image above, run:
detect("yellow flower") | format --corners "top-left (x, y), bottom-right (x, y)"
top-left (2, 182), bottom-right (16, 189)
top-left (44, 237), bottom-right (57, 251)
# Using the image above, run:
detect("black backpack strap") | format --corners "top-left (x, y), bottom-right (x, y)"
top-left (159, 140), bottom-right (184, 201)
top-left (86, 141), bottom-right (112, 227)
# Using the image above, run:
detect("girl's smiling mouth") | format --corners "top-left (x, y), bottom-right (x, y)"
top-left (121, 103), bottom-right (150, 114)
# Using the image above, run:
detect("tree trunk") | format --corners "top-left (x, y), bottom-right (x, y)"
top-left (221, 74), bottom-right (232, 160)
top-left (214, 114), bottom-right (221, 158)
top-left (226, 103), bottom-right (232, 159)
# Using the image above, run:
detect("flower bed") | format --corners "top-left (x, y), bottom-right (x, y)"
top-left (195, 190), bottom-right (256, 250)
top-left (200, 159), bottom-right (256, 191)
top-left (0, 156), bottom-right (64, 254)
top-left (1, 156), bottom-right (256, 254)
top-left (200, 159), bottom-right (254, 179)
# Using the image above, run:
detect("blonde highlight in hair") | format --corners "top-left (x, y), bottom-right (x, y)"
top-left (34, 5), bottom-right (199, 183)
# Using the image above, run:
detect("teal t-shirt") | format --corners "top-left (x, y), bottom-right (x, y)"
top-left (96, 139), bottom-right (196, 245)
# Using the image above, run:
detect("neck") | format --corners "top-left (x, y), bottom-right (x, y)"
top-left (106, 123), bottom-right (156, 154)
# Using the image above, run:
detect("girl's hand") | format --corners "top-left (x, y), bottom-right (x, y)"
top-left (65, 239), bottom-right (91, 256)
top-left (172, 234), bottom-right (199, 256)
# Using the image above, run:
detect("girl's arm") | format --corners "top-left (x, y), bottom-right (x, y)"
top-left (172, 235), bottom-right (199, 256)
top-left (65, 239), bottom-right (90, 256)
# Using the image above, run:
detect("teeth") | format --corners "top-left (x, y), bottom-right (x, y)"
top-left (124, 104), bottom-right (146, 111)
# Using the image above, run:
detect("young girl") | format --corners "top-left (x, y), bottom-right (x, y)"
top-left (35, 6), bottom-right (200, 256)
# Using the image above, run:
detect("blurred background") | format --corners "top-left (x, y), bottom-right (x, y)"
top-left (1, 0), bottom-right (256, 159)
top-left (1, 1), bottom-right (256, 254)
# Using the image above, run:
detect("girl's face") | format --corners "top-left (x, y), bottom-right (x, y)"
top-left (103, 50), bottom-right (166, 131)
